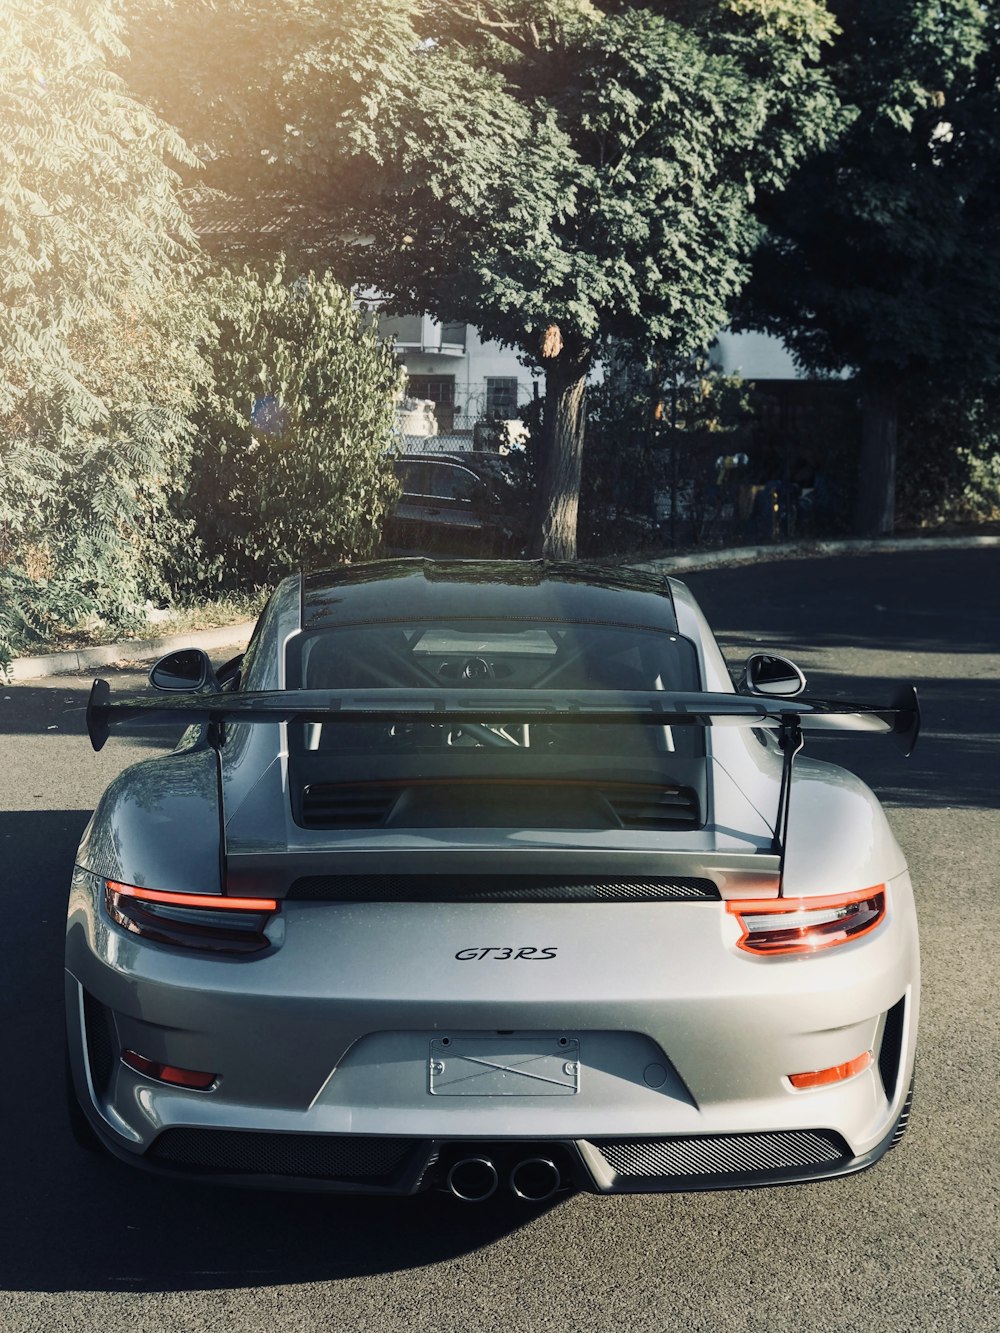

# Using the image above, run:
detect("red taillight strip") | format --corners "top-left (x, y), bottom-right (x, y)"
top-left (106, 882), bottom-right (277, 912)
top-left (726, 886), bottom-right (885, 916)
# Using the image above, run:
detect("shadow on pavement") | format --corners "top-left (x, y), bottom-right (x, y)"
top-left (0, 808), bottom-right (561, 1294)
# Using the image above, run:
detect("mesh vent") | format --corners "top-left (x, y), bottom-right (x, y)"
top-left (288, 874), bottom-right (720, 903)
top-left (592, 1130), bottom-right (849, 1180)
top-left (82, 990), bottom-right (116, 1097)
top-left (890, 1078), bottom-right (914, 1147)
top-left (878, 996), bottom-right (906, 1101)
top-left (149, 1129), bottom-right (421, 1180)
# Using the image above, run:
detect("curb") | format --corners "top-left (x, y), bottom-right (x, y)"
top-left (632, 533), bottom-right (999, 576)
top-left (8, 534), bottom-right (996, 682)
top-left (9, 620), bottom-right (257, 684)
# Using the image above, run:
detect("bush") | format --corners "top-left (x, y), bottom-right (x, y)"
top-left (897, 386), bottom-right (1000, 528)
top-left (0, 0), bottom-right (207, 671)
top-left (174, 263), bottom-right (403, 592)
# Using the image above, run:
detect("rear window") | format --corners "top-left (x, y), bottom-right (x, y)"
top-left (283, 620), bottom-right (706, 831)
top-left (288, 619), bottom-right (699, 692)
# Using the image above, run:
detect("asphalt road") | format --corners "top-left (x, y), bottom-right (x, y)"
top-left (1, 547), bottom-right (996, 1333)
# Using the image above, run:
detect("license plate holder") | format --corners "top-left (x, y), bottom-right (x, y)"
top-left (428, 1037), bottom-right (580, 1096)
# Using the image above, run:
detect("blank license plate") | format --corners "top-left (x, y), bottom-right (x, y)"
top-left (428, 1037), bottom-right (580, 1096)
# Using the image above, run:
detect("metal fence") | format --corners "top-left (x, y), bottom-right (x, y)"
top-left (398, 412), bottom-right (528, 456)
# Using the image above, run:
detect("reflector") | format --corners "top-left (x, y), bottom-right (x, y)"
top-left (122, 1050), bottom-right (217, 1090)
top-left (789, 1051), bottom-right (872, 1089)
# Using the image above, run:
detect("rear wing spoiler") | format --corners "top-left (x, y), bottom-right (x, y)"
top-left (86, 680), bottom-right (920, 755)
top-left (86, 679), bottom-right (918, 892)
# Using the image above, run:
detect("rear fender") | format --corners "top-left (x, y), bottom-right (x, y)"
top-left (76, 746), bottom-right (223, 894)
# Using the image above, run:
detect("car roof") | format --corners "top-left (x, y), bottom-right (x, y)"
top-left (301, 560), bottom-right (678, 632)
top-left (393, 452), bottom-right (513, 478)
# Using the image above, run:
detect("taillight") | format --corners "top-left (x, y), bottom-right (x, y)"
top-left (727, 886), bottom-right (886, 956)
top-left (105, 882), bottom-right (278, 954)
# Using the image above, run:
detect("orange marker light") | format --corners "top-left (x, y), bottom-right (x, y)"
top-left (788, 1051), bottom-right (872, 1089)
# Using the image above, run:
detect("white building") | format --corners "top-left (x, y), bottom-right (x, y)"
top-left (375, 304), bottom-right (807, 453)
top-left (374, 310), bottom-right (538, 452)
top-left (709, 330), bottom-right (802, 380)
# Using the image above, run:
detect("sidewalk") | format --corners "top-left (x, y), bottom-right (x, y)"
top-left (8, 533), bottom-right (996, 681)
top-left (9, 620), bottom-right (257, 683)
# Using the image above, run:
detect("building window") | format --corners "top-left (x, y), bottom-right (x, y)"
top-left (486, 377), bottom-right (519, 419)
top-left (377, 312), bottom-right (423, 346)
top-left (439, 322), bottom-right (467, 349)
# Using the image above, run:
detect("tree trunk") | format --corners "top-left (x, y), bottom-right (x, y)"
top-left (530, 344), bottom-right (591, 560)
top-left (855, 381), bottom-right (899, 537)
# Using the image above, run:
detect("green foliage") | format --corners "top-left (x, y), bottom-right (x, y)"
top-left (177, 263), bottom-right (403, 591)
top-left (318, 1), bottom-right (841, 363)
top-left (898, 388), bottom-right (1000, 528)
top-left (0, 0), bottom-right (211, 669)
top-left (117, 1), bottom-right (842, 555)
top-left (741, 1), bottom-right (995, 385)
top-left (0, 0), bottom-right (199, 422)
top-left (733, 2), bottom-right (998, 534)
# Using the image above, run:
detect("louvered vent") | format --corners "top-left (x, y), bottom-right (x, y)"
top-left (604, 786), bottom-right (699, 830)
top-left (590, 1129), bottom-right (850, 1180)
top-left (289, 874), bottom-right (721, 903)
top-left (300, 785), bottom-right (399, 828)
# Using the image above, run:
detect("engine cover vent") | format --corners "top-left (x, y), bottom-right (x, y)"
top-left (604, 786), bottom-right (700, 830)
top-left (288, 874), bottom-right (721, 903)
top-left (300, 785), bottom-right (399, 828)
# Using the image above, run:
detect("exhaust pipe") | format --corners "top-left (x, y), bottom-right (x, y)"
top-left (509, 1157), bottom-right (561, 1202)
top-left (446, 1156), bottom-right (499, 1203)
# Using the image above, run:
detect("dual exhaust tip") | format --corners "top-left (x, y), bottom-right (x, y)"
top-left (446, 1155), bottom-right (562, 1203)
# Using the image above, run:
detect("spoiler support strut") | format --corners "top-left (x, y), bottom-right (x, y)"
top-left (773, 715), bottom-right (804, 893)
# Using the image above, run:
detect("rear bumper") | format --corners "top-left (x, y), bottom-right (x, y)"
top-left (65, 867), bottom-right (919, 1192)
top-left (76, 1112), bottom-right (911, 1196)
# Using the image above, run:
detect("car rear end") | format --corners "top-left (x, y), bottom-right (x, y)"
top-left (65, 563), bottom-right (918, 1195)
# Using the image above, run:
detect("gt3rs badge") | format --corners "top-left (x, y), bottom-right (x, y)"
top-left (455, 947), bottom-right (558, 960)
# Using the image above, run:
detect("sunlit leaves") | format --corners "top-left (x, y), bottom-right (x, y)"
top-left (0, 1), bottom-right (207, 667)
top-left (179, 263), bottom-right (402, 590)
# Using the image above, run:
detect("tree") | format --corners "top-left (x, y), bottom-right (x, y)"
top-left (0, 0), bottom-right (208, 665)
top-left (119, 0), bottom-right (840, 558)
top-left (736, 0), bottom-right (997, 536)
top-left (179, 263), bottom-right (402, 591)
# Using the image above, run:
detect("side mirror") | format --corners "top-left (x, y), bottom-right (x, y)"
top-left (740, 652), bottom-right (807, 698)
top-left (149, 648), bottom-right (219, 694)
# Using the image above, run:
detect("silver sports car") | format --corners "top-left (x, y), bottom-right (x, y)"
top-left (65, 560), bottom-right (919, 1201)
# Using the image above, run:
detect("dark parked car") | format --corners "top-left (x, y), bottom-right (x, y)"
top-left (384, 452), bottom-right (526, 556)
